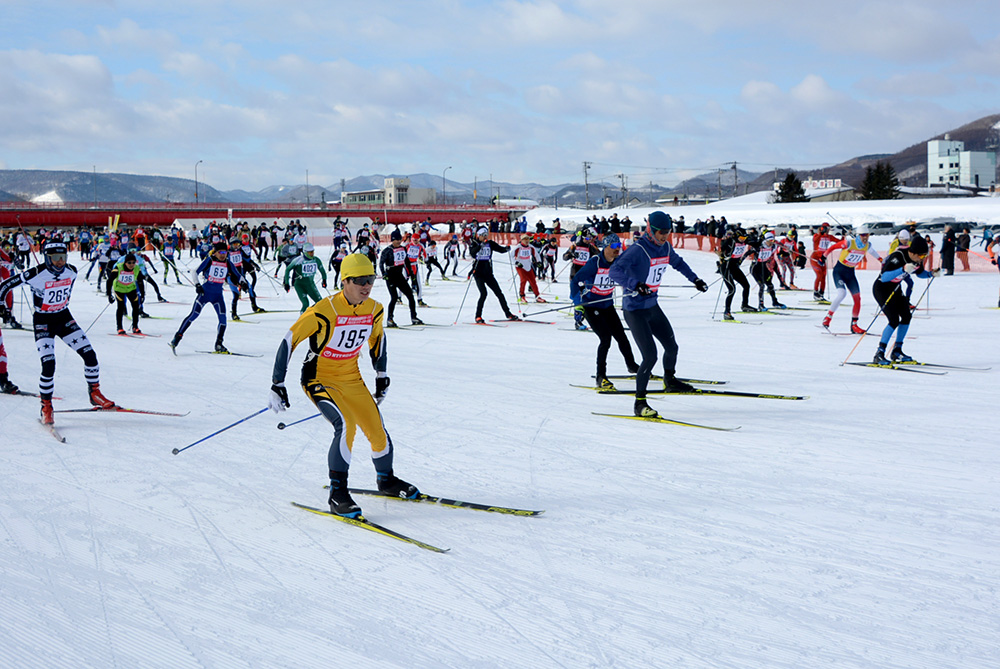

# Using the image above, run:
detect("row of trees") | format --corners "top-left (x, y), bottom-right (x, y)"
top-left (774, 161), bottom-right (901, 203)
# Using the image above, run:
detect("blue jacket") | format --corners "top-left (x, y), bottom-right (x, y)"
top-left (572, 253), bottom-right (616, 307)
top-left (609, 234), bottom-right (699, 311)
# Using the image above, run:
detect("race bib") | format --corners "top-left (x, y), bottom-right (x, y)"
top-left (302, 261), bottom-right (317, 276)
top-left (573, 248), bottom-right (590, 265)
top-left (591, 267), bottom-right (614, 296)
top-left (644, 256), bottom-right (670, 292)
top-left (321, 315), bottom-right (374, 360)
top-left (843, 250), bottom-right (866, 267)
top-left (392, 247), bottom-right (407, 266)
top-left (42, 278), bottom-right (73, 312)
top-left (117, 271), bottom-right (136, 286)
top-left (207, 261), bottom-right (228, 284)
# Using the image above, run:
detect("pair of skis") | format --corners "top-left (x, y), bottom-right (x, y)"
top-left (843, 360), bottom-right (989, 375)
top-left (573, 384), bottom-right (807, 401)
top-left (294, 488), bottom-right (544, 553)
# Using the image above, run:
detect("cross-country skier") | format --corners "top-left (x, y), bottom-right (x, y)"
top-left (822, 225), bottom-right (882, 334)
top-left (106, 253), bottom-right (144, 335)
top-left (283, 243), bottom-right (328, 313)
top-left (575, 235), bottom-right (638, 390)
top-left (469, 227), bottom-right (520, 323)
top-left (169, 242), bottom-right (247, 354)
top-left (378, 229), bottom-right (422, 328)
top-left (0, 240), bottom-right (116, 423)
top-left (871, 234), bottom-right (937, 365)
top-left (268, 253), bottom-right (419, 518)
top-left (608, 211), bottom-right (708, 418)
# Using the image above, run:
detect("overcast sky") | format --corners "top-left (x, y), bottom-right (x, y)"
top-left (2, 0), bottom-right (999, 192)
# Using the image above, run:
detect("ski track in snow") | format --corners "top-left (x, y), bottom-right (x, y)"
top-left (1, 234), bottom-right (999, 668)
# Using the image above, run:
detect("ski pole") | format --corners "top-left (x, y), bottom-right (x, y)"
top-left (690, 276), bottom-right (721, 299)
top-left (452, 258), bottom-right (478, 325)
top-left (277, 413), bottom-right (320, 430)
top-left (711, 274), bottom-right (724, 319)
top-left (521, 290), bottom-right (636, 318)
top-left (172, 407), bottom-right (269, 455)
top-left (83, 301), bottom-right (113, 334)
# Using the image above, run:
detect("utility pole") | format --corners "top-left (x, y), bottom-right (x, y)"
top-left (306, 169), bottom-right (310, 205)
top-left (92, 166), bottom-right (97, 206)
top-left (732, 162), bottom-right (738, 198)
top-left (717, 169), bottom-right (722, 201)
top-left (583, 161), bottom-right (592, 209)
top-left (617, 173), bottom-right (628, 208)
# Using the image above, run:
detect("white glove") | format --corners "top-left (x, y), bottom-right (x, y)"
top-left (268, 382), bottom-right (289, 413)
top-left (903, 263), bottom-right (918, 274)
top-left (930, 268), bottom-right (941, 277)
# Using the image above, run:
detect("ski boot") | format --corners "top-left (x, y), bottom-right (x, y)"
top-left (0, 373), bottom-right (18, 395)
top-left (757, 302), bottom-right (768, 312)
top-left (822, 314), bottom-right (832, 328)
top-left (741, 303), bottom-right (758, 313)
top-left (418, 300), bottom-right (429, 307)
top-left (890, 344), bottom-right (913, 363)
top-left (168, 334), bottom-right (181, 355)
top-left (88, 383), bottom-right (117, 409)
top-left (385, 319), bottom-right (398, 328)
top-left (873, 345), bottom-right (890, 366)
top-left (664, 374), bottom-right (696, 393)
top-left (117, 328), bottom-right (127, 336)
top-left (411, 317), bottom-right (424, 326)
top-left (329, 471), bottom-right (362, 518)
top-left (507, 313), bottom-right (521, 321)
top-left (139, 310), bottom-right (152, 318)
top-left (377, 471), bottom-right (420, 500)
top-left (536, 296), bottom-right (547, 303)
top-left (772, 302), bottom-right (786, 309)
top-left (850, 320), bottom-right (865, 335)
top-left (214, 341), bottom-right (230, 354)
top-left (157, 295), bottom-right (168, 303)
top-left (722, 311), bottom-right (734, 321)
top-left (40, 399), bottom-right (54, 425)
top-left (231, 312), bottom-right (242, 321)
top-left (252, 305), bottom-right (266, 314)
top-left (634, 398), bottom-right (658, 418)
top-left (474, 316), bottom-right (486, 324)
top-left (596, 375), bottom-right (616, 392)
top-left (131, 326), bottom-right (143, 335)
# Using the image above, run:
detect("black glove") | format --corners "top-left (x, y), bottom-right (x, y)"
top-left (268, 382), bottom-right (290, 412)
top-left (992, 258), bottom-right (997, 266)
top-left (283, 283), bottom-right (290, 292)
top-left (694, 278), bottom-right (708, 292)
top-left (374, 376), bottom-right (390, 405)
top-left (240, 280), bottom-right (249, 290)
top-left (195, 283), bottom-right (205, 295)
top-left (321, 281), bottom-right (327, 288)
top-left (634, 284), bottom-right (653, 296)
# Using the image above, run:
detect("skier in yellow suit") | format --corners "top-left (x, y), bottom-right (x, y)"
top-left (268, 253), bottom-right (419, 517)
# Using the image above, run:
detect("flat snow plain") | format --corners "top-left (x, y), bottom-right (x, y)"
top-left (1, 228), bottom-right (997, 668)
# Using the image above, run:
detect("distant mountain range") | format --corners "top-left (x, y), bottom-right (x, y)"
top-left (3, 114), bottom-right (997, 207)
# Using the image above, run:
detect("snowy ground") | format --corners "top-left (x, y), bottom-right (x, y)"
top-left (1, 236), bottom-right (998, 668)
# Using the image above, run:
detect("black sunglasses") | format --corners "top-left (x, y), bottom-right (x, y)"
top-left (350, 275), bottom-right (377, 286)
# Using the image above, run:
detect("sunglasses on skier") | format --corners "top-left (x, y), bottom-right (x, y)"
top-left (350, 275), bottom-right (377, 286)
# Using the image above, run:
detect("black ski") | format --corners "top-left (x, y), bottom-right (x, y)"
top-left (347, 488), bottom-right (544, 516)
top-left (291, 502), bottom-right (449, 553)
top-left (582, 386), bottom-right (806, 400)
top-left (843, 361), bottom-right (946, 375)
top-left (196, 350), bottom-right (263, 358)
top-left (595, 374), bottom-right (727, 385)
top-left (53, 406), bottom-right (189, 417)
top-left (894, 361), bottom-right (990, 371)
top-left (591, 412), bottom-right (740, 432)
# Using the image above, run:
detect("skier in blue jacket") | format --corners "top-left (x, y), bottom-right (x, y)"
top-left (609, 211), bottom-right (708, 418)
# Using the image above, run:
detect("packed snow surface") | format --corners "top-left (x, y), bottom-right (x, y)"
top-left (1, 221), bottom-right (998, 667)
